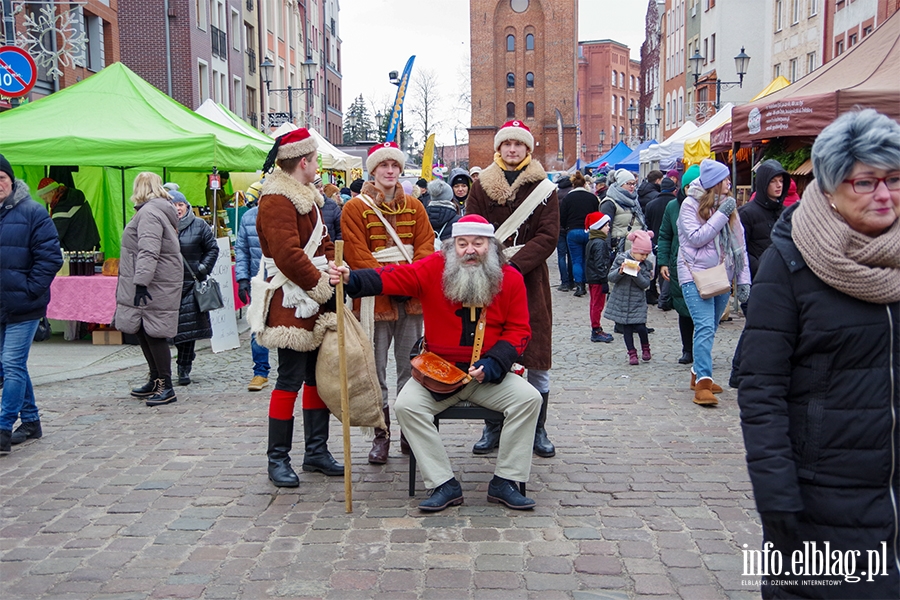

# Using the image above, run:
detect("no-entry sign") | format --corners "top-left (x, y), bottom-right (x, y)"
top-left (0, 46), bottom-right (37, 98)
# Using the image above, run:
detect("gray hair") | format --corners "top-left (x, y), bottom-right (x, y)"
top-left (812, 109), bottom-right (900, 193)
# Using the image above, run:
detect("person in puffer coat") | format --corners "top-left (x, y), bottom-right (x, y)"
top-left (170, 191), bottom-right (219, 386)
top-left (235, 204), bottom-right (270, 391)
top-left (604, 229), bottom-right (654, 364)
top-left (425, 178), bottom-right (460, 246)
top-left (115, 172), bottom-right (182, 407)
top-left (0, 156), bottom-right (62, 454)
top-left (738, 109), bottom-right (900, 599)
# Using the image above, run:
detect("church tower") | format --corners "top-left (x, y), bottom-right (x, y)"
top-left (468, 0), bottom-right (578, 170)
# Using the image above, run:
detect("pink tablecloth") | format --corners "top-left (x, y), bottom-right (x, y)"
top-left (47, 276), bottom-right (119, 324)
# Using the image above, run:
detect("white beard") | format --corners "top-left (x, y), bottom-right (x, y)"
top-left (442, 244), bottom-right (504, 306)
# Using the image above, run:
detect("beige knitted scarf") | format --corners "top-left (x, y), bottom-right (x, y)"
top-left (792, 180), bottom-right (900, 304)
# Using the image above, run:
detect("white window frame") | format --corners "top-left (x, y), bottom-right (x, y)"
top-left (198, 59), bottom-right (210, 105)
top-left (809, 0), bottom-right (818, 17)
top-left (197, 0), bottom-right (208, 31)
top-left (807, 51), bottom-right (816, 74)
top-left (775, 0), bottom-right (783, 31)
top-left (231, 8), bottom-right (241, 51)
top-left (791, 0), bottom-right (800, 24)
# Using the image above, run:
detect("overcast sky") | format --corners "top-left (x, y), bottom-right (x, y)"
top-left (339, 0), bottom-right (648, 144)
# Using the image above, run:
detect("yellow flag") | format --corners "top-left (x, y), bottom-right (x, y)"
top-left (421, 134), bottom-right (436, 181)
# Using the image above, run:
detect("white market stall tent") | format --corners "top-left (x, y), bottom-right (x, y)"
top-left (270, 123), bottom-right (362, 173)
top-left (640, 121), bottom-right (698, 172)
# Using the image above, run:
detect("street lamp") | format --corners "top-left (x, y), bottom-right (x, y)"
top-left (598, 129), bottom-right (606, 153)
top-left (260, 55), bottom-right (317, 127)
top-left (654, 104), bottom-right (663, 139)
top-left (627, 105), bottom-right (642, 143)
top-left (690, 46), bottom-right (751, 110)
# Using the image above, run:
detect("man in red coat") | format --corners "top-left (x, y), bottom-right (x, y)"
top-left (329, 215), bottom-right (541, 512)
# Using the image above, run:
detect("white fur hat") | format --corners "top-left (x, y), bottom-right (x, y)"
top-left (366, 141), bottom-right (406, 174)
top-left (494, 120), bottom-right (534, 152)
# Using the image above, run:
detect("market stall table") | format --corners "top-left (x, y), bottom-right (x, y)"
top-left (47, 275), bottom-right (118, 324)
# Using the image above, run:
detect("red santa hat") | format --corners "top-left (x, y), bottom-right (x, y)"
top-left (584, 211), bottom-right (611, 231)
top-left (366, 141), bottom-right (406, 174)
top-left (263, 128), bottom-right (318, 172)
top-left (494, 120), bottom-right (534, 152)
top-left (36, 177), bottom-right (61, 198)
top-left (452, 214), bottom-right (495, 238)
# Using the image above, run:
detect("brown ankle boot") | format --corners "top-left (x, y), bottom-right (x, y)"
top-left (368, 406), bottom-right (391, 464)
top-left (690, 372), bottom-right (723, 394)
top-left (693, 378), bottom-right (719, 406)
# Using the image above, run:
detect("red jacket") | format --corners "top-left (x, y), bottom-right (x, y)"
top-left (372, 252), bottom-right (531, 368)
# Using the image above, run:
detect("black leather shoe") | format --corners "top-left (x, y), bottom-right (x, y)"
top-left (472, 422), bottom-right (502, 455)
top-left (10, 421), bottom-right (42, 445)
top-left (419, 478), bottom-right (463, 512)
top-left (176, 365), bottom-right (191, 386)
top-left (678, 351), bottom-right (693, 365)
top-left (487, 477), bottom-right (535, 510)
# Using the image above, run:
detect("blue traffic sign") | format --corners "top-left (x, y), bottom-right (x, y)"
top-left (0, 46), bottom-right (37, 98)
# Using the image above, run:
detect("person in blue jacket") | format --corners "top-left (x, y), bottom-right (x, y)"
top-left (0, 154), bottom-right (63, 454)
top-left (235, 201), bottom-right (270, 392)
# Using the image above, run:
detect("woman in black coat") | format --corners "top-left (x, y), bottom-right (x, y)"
top-left (171, 192), bottom-right (219, 386)
top-left (738, 110), bottom-right (900, 599)
top-left (559, 171), bottom-right (599, 297)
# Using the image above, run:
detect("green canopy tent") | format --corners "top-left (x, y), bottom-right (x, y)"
top-left (0, 62), bottom-right (273, 257)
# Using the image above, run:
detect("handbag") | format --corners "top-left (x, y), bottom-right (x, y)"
top-left (33, 317), bottom-right (52, 342)
top-left (691, 262), bottom-right (731, 299)
top-left (183, 257), bottom-right (224, 312)
top-left (410, 308), bottom-right (487, 394)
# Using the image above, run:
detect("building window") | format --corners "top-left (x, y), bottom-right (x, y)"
top-left (507, 34), bottom-right (515, 52)
top-left (526, 72), bottom-right (534, 88)
top-left (835, 39), bottom-right (845, 55)
top-left (526, 102), bottom-right (534, 119)
top-left (807, 51), bottom-right (816, 73)
top-left (232, 76), bottom-right (242, 115)
top-left (849, 32), bottom-right (858, 47)
top-left (525, 33), bottom-right (534, 50)
top-left (198, 60), bottom-right (209, 105)
top-left (710, 34), bottom-right (716, 62)
top-left (789, 57), bottom-right (799, 82)
top-left (619, 72), bottom-right (625, 87)
top-left (809, 0), bottom-right (818, 17)
top-left (863, 25), bottom-right (873, 37)
top-left (231, 9), bottom-right (240, 50)
top-left (612, 96), bottom-right (616, 114)
top-left (618, 96), bottom-right (623, 116)
top-left (791, 0), bottom-right (800, 24)
top-left (775, 0), bottom-right (783, 31)
top-left (507, 72), bottom-right (515, 88)
top-left (507, 102), bottom-right (515, 118)
top-left (197, 0), bottom-right (208, 30)
top-left (773, 63), bottom-right (781, 78)
top-left (611, 72), bottom-right (617, 87)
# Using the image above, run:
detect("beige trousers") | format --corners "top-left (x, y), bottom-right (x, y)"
top-left (395, 374), bottom-right (541, 489)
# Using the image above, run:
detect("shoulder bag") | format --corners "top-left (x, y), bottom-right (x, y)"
top-left (410, 308), bottom-right (487, 394)
top-left (183, 257), bottom-right (224, 312)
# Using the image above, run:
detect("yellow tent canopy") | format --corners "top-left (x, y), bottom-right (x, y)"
top-left (683, 76), bottom-right (792, 165)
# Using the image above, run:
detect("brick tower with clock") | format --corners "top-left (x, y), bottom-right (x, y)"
top-left (468, 0), bottom-right (578, 170)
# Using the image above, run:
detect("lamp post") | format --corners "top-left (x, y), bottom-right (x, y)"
top-left (388, 70), bottom-right (404, 148)
top-left (598, 129), bottom-right (606, 154)
top-left (627, 105), bottom-right (640, 144)
top-left (653, 104), bottom-right (663, 139)
top-left (690, 46), bottom-right (751, 110)
top-left (260, 56), bottom-right (317, 127)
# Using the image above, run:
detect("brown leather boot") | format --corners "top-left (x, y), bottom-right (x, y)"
top-left (368, 406), bottom-right (391, 464)
top-left (690, 371), bottom-right (723, 394)
top-left (693, 378), bottom-right (719, 406)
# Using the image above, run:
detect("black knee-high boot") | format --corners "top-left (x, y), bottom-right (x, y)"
top-left (533, 392), bottom-right (556, 457)
top-left (473, 418), bottom-right (503, 454)
top-left (301, 409), bottom-right (344, 476)
top-left (267, 417), bottom-right (300, 487)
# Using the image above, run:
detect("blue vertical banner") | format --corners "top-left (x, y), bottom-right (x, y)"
top-left (386, 56), bottom-right (415, 143)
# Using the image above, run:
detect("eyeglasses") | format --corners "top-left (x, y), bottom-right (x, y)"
top-left (623, 181), bottom-right (637, 187)
top-left (842, 175), bottom-right (900, 194)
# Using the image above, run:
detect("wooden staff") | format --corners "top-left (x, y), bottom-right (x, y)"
top-left (334, 241), bottom-right (353, 512)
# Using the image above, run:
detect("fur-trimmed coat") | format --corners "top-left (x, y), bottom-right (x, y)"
top-left (254, 169), bottom-right (335, 352)
top-left (340, 182), bottom-right (434, 321)
top-left (466, 159), bottom-right (559, 370)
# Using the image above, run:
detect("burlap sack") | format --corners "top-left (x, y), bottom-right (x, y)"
top-left (315, 305), bottom-right (386, 428)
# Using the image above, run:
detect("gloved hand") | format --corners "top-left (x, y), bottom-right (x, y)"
top-left (760, 511), bottom-right (801, 554)
top-left (472, 357), bottom-right (504, 383)
top-left (717, 197), bottom-right (737, 217)
top-left (736, 284), bottom-right (751, 304)
top-left (197, 264), bottom-right (208, 281)
top-left (134, 284), bottom-right (152, 307)
top-left (238, 279), bottom-right (251, 304)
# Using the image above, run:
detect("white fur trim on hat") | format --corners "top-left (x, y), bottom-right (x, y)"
top-left (452, 215), bottom-right (495, 238)
top-left (366, 142), bottom-right (406, 174)
top-left (587, 213), bottom-right (611, 231)
top-left (494, 120), bottom-right (534, 152)
top-left (278, 129), bottom-right (318, 161)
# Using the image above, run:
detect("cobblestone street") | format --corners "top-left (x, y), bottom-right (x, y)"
top-left (2, 263), bottom-right (762, 599)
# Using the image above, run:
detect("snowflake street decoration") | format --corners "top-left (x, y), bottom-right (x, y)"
top-left (16, 3), bottom-right (87, 79)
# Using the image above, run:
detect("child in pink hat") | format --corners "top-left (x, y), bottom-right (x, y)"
top-left (604, 229), bottom-right (655, 365)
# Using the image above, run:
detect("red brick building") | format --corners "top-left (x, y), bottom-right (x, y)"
top-left (577, 40), bottom-right (642, 165)
top-left (119, 0), bottom-right (245, 112)
top-left (468, 0), bottom-right (578, 171)
top-left (824, 0), bottom-right (899, 62)
top-left (2, 1), bottom-right (120, 102)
